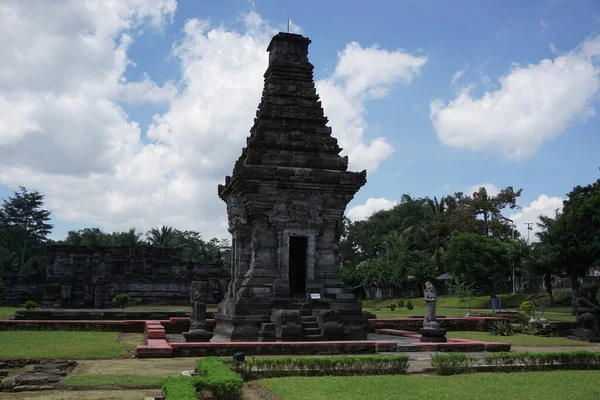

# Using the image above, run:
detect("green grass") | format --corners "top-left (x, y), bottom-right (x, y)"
top-left (0, 307), bottom-right (21, 319)
top-left (117, 305), bottom-right (191, 310)
top-left (63, 374), bottom-right (166, 388)
top-left (261, 371), bottom-right (600, 400)
top-left (0, 331), bottom-right (136, 359)
top-left (446, 331), bottom-right (594, 346)
top-left (362, 294), bottom-right (530, 309)
top-left (365, 306), bottom-right (478, 319)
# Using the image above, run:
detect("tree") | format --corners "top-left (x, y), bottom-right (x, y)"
top-left (146, 225), bottom-right (179, 248)
top-left (0, 187), bottom-right (52, 273)
top-left (111, 228), bottom-right (144, 247)
top-left (535, 179), bottom-right (600, 307)
top-left (467, 186), bottom-right (522, 238)
top-left (442, 233), bottom-right (511, 298)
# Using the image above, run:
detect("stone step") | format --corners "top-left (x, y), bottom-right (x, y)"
top-left (303, 327), bottom-right (321, 335)
top-left (303, 334), bottom-right (325, 341)
top-left (300, 309), bottom-right (313, 317)
top-left (301, 321), bottom-right (319, 329)
top-left (300, 316), bottom-right (316, 322)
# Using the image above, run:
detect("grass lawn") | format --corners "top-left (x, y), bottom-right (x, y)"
top-left (118, 305), bottom-right (191, 311)
top-left (0, 390), bottom-right (162, 400)
top-left (63, 374), bottom-right (166, 388)
top-left (0, 307), bottom-right (21, 319)
top-left (261, 371), bottom-right (600, 400)
top-left (0, 331), bottom-right (140, 359)
top-left (446, 331), bottom-right (594, 346)
top-left (365, 307), bottom-right (477, 319)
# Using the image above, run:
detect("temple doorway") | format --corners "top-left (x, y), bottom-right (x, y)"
top-left (289, 236), bottom-right (308, 297)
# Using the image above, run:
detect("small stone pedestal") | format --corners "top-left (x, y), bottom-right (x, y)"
top-left (419, 282), bottom-right (447, 343)
top-left (419, 327), bottom-right (448, 343)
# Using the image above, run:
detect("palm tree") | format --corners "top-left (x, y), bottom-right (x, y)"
top-left (112, 228), bottom-right (143, 247)
top-left (146, 225), bottom-right (179, 248)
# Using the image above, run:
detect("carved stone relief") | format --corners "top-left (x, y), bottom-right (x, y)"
top-left (267, 190), bottom-right (323, 224)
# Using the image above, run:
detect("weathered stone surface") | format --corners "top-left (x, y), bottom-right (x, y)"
top-left (569, 284), bottom-right (600, 342)
top-left (41, 245), bottom-right (223, 308)
top-left (214, 32), bottom-right (366, 341)
top-left (2, 360), bottom-right (77, 392)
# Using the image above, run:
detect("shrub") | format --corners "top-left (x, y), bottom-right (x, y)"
top-left (431, 353), bottom-right (474, 375)
top-left (389, 303), bottom-right (396, 311)
top-left (484, 351), bottom-right (600, 372)
top-left (112, 294), bottom-right (130, 309)
top-left (396, 299), bottom-right (405, 308)
top-left (490, 320), bottom-right (514, 336)
top-left (163, 376), bottom-right (200, 400)
top-left (196, 358), bottom-right (243, 399)
top-left (406, 300), bottom-right (414, 311)
top-left (164, 358), bottom-right (243, 400)
top-left (23, 300), bottom-right (38, 310)
top-left (134, 298), bottom-right (144, 306)
top-left (554, 289), bottom-right (572, 306)
top-left (233, 355), bottom-right (410, 380)
top-left (519, 300), bottom-right (533, 316)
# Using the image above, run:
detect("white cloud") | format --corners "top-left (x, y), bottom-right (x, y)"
top-left (430, 35), bottom-right (600, 161)
top-left (0, 4), bottom-right (425, 240)
top-left (540, 20), bottom-right (548, 33)
top-left (465, 183), bottom-right (500, 197)
top-left (346, 198), bottom-right (398, 221)
top-left (317, 42), bottom-right (427, 171)
top-left (508, 194), bottom-right (564, 241)
top-left (451, 65), bottom-right (468, 85)
top-left (549, 42), bottom-right (559, 54)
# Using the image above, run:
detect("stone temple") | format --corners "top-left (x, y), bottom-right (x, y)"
top-left (214, 32), bottom-right (367, 341)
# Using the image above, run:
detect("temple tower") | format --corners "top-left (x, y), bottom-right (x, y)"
top-left (215, 33), bottom-right (367, 341)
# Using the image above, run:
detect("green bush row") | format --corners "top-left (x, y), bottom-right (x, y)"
top-left (431, 353), bottom-right (475, 375)
top-left (162, 358), bottom-right (243, 400)
top-left (484, 351), bottom-right (600, 372)
top-left (233, 355), bottom-right (410, 380)
top-left (162, 376), bottom-right (200, 400)
top-left (196, 358), bottom-right (243, 399)
top-left (431, 351), bottom-right (600, 375)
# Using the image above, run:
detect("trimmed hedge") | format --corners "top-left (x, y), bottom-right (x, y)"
top-left (163, 376), bottom-right (200, 400)
top-left (234, 355), bottom-right (410, 380)
top-left (196, 358), bottom-right (243, 399)
top-left (431, 351), bottom-right (600, 375)
top-left (484, 351), bottom-right (600, 372)
top-left (430, 353), bottom-right (475, 375)
top-left (162, 358), bottom-right (243, 400)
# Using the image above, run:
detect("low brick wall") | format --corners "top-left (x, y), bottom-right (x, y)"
top-left (368, 317), bottom-right (510, 332)
top-left (548, 321), bottom-right (576, 337)
top-left (13, 309), bottom-right (191, 321)
top-left (0, 319), bottom-right (146, 332)
top-left (169, 340), bottom-right (397, 357)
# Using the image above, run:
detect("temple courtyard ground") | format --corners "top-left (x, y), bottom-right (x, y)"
top-left (0, 304), bottom-right (596, 399)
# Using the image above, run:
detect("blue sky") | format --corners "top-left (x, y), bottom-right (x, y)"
top-left (0, 0), bottom-right (599, 241)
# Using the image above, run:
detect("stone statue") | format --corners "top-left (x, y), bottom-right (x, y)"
top-left (419, 281), bottom-right (447, 343)
top-left (183, 280), bottom-right (213, 342)
top-left (569, 284), bottom-right (600, 342)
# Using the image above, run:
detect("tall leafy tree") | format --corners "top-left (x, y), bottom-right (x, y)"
top-left (536, 179), bottom-right (600, 304)
top-left (146, 225), bottom-right (179, 248)
top-left (0, 187), bottom-right (52, 274)
top-left (443, 233), bottom-right (511, 298)
top-left (467, 186), bottom-right (522, 238)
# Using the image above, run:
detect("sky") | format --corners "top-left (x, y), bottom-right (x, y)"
top-left (0, 0), bottom-right (599, 242)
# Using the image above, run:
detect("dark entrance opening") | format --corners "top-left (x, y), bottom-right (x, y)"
top-left (289, 236), bottom-right (308, 297)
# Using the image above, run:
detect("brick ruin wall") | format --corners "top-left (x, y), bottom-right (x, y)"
top-left (0, 245), bottom-right (224, 308)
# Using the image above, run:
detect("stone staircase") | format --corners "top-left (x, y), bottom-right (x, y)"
top-left (300, 309), bottom-right (324, 341)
